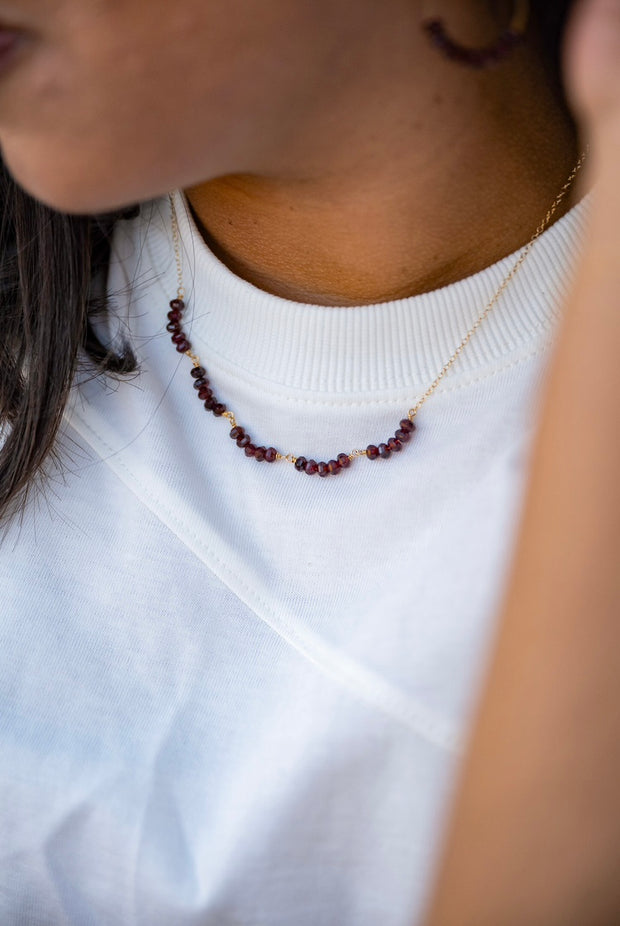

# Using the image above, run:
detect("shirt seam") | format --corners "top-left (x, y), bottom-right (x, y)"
top-left (66, 407), bottom-right (463, 756)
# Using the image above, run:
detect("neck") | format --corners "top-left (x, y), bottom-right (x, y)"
top-left (185, 9), bottom-right (582, 307)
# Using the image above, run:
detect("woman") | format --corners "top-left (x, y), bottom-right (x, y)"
top-left (0, 1), bottom-right (616, 924)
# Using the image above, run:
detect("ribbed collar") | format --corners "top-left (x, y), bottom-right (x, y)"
top-left (136, 187), bottom-right (593, 396)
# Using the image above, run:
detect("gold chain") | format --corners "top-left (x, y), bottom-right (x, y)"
top-left (167, 150), bottom-right (587, 467)
top-left (407, 150), bottom-right (588, 419)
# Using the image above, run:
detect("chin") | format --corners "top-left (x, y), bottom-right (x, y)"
top-left (0, 137), bottom-right (149, 215)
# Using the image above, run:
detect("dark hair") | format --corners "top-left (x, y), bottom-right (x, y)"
top-left (0, 0), bottom-right (577, 524)
top-left (0, 163), bottom-right (138, 524)
top-left (534, 0), bottom-right (575, 89)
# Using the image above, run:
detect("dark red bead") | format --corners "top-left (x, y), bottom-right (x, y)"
top-left (395, 428), bottom-right (411, 443)
top-left (317, 462), bottom-right (329, 477)
top-left (169, 299), bottom-right (185, 311)
top-left (327, 460), bottom-right (341, 475)
top-left (488, 31), bottom-right (517, 60)
top-left (366, 445), bottom-right (379, 460)
top-left (167, 309), bottom-right (181, 322)
top-left (388, 437), bottom-right (403, 453)
top-left (230, 426), bottom-right (244, 440)
top-left (399, 419), bottom-right (415, 433)
top-left (213, 403), bottom-right (226, 417)
top-left (176, 340), bottom-right (191, 353)
top-left (423, 18), bottom-right (443, 39)
top-left (337, 453), bottom-right (351, 469)
top-left (457, 46), bottom-right (479, 65)
top-left (378, 444), bottom-right (391, 459)
top-left (265, 448), bottom-right (278, 463)
top-left (191, 366), bottom-right (206, 379)
top-left (171, 332), bottom-right (186, 344)
top-left (192, 378), bottom-right (207, 390)
top-left (166, 321), bottom-right (180, 333)
top-left (204, 397), bottom-right (217, 410)
top-left (198, 385), bottom-right (213, 400)
top-left (244, 444), bottom-right (256, 457)
top-left (295, 457), bottom-right (308, 472)
top-left (305, 460), bottom-right (318, 475)
top-left (237, 434), bottom-right (251, 448)
top-left (254, 446), bottom-right (266, 462)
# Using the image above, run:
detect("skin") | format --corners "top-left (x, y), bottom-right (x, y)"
top-left (422, 2), bottom-right (620, 923)
top-left (0, 0), bottom-right (578, 304)
top-left (1, 0), bottom-right (619, 921)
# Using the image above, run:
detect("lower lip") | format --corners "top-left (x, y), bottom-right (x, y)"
top-left (0, 29), bottom-right (26, 76)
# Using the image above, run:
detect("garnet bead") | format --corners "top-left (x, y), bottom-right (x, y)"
top-left (366, 445), bottom-right (379, 460)
top-left (378, 443), bottom-right (391, 459)
top-left (198, 385), bottom-right (213, 400)
top-left (176, 339), bottom-right (191, 353)
top-left (305, 460), bottom-right (318, 475)
top-left (167, 309), bottom-right (181, 322)
top-left (171, 332), bottom-right (186, 344)
top-left (254, 447), bottom-right (266, 462)
top-left (265, 448), bottom-right (278, 463)
top-left (295, 457), bottom-right (308, 472)
top-left (327, 460), bottom-right (341, 475)
top-left (169, 299), bottom-right (185, 311)
top-left (337, 453), bottom-right (351, 469)
top-left (395, 428), bottom-right (411, 443)
top-left (230, 426), bottom-right (244, 440)
top-left (399, 419), bottom-right (415, 433)
top-left (166, 321), bottom-right (180, 333)
top-left (237, 434), bottom-right (251, 448)
top-left (317, 462), bottom-right (329, 477)
top-left (244, 444), bottom-right (256, 457)
top-left (388, 437), bottom-right (403, 453)
top-left (192, 378), bottom-right (207, 390)
top-left (204, 397), bottom-right (217, 410)
top-left (213, 403), bottom-right (226, 417)
top-left (191, 366), bottom-right (206, 379)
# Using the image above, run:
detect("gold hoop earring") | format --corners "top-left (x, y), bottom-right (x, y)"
top-left (421, 0), bottom-right (530, 69)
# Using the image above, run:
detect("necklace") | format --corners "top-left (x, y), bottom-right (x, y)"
top-left (165, 152), bottom-right (587, 477)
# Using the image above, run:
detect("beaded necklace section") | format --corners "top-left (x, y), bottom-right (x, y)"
top-left (165, 151), bottom-right (586, 478)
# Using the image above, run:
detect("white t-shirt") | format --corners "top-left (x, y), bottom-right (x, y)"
top-left (0, 190), bottom-right (591, 925)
